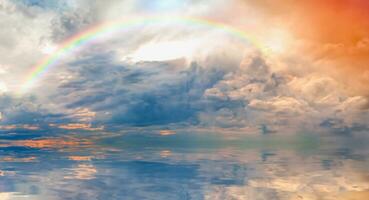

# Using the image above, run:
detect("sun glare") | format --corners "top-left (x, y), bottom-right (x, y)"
top-left (263, 29), bottom-right (290, 54)
top-left (41, 44), bottom-right (57, 55)
top-left (127, 39), bottom-right (201, 62)
top-left (0, 82), bottom-right (7, 93)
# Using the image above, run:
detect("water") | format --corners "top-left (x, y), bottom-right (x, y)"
top-left (0, 129), bottom-right (368, 200)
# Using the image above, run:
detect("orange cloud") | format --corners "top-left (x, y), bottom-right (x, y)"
top-left (70, 108), bottom-right (96, 122)
top-left (338, 190), bottom-right (369, 200)
top-left (0, 156), bottom-right (37, 162)
top-left (159, 130), bottom-right (176, 136)
top-left (64, 164), bottom-right (97, 180)
top-left (10, 138), bottom-right (92, 149)
top-left (68, 156), bottom-right (93, 161)
top-left (0, 125), bottom-right (17, 130)
top-left (21, 125), bottom-right (39, 130)
top-left (0, 124), bottom-right (39, 130)
top-left (159, 150), bottom-right (172, 157)
top-left (299, 1), bottom-right (369, 96)
top-left (241, 0), bottom-right (369, 97)
top-left (54, 123), bottom-right (104, 131)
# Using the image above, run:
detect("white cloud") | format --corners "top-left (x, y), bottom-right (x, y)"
top-left (203, 52), bottom-right (369, 129)
top-left (248, 97), bottom-right (311, 115)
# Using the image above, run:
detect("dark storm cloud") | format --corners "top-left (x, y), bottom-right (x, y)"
top-left (0, 95), bottom-right (66, 126)
top-left (53, 54), bottom-right (229, 127)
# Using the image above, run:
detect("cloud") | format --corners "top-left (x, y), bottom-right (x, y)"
top-left (48, 3), bottom-right (98, 42)
top-left (0, 124), bottom-right (39, 131)
top-left (1, 1), bottom-right (247, 126)
top-left (246, 0), bottom-right (369, 96)
top-left (4, 137), bottom-right (92, 149)
top-left (0, 95), bottom-right (61, 125)
top-left (0, 0), bottom-right (368, 133)
top-left (202, 52), bottom-right (369, 131)
top-left (53, 123), bottom-right (104, 131)
top-left (248, 97), bottom-right (311, 115)
top-left (54, 53), bottom-right (228, 126)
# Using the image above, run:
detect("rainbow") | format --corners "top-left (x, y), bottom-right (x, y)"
top-left (20, 15), bottom-right (266, 94)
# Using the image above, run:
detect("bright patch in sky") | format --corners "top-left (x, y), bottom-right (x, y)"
top-left (40, 43), bottom-right (57, 55)
top-left (137, 0), bottom-right (186, 12)
top-left (0, 82), bottom-right (8, 93)
top-left (262, 29), bottom-right (290, 54)
top-left (128, 39), bottom-right (201, 61)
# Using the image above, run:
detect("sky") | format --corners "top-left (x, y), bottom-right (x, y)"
top-left (0, 0), bottom-right (368, 134)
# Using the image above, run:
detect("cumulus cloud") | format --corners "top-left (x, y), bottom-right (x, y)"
top-left (203, 52), bottom-right (369, 131)
top-left (0, 0), bottom-right (368, 134)
top-left (51, 52), bottom-right (229, 127)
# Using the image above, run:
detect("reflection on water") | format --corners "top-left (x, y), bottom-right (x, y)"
top-left (0, 129), bottom-right (368, 200)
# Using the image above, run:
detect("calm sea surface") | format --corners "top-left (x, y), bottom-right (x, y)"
top-left (0, 129), bottom-right (368, 199)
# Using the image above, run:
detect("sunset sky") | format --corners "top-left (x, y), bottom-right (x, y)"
top-left (0, 0), bottom-right (368, 133)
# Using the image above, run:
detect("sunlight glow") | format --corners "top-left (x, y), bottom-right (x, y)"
top-left (263, 29), bottom-right (290, 54)
top-left (128, 39), bottom-right (201, 62)
top-left (41, 44), bottom-right (57, 55)
top-left (0, 82), bottom-right (8, 93)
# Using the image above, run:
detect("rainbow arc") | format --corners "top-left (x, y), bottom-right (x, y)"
top-left (20, 16), bottom-right (267, 94)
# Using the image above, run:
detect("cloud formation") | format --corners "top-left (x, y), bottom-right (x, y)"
top-left (0, 0), bottom-right (368, 134)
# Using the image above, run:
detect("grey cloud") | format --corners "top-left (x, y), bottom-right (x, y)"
top-left (50, 6), bottom-right (97, 42)
top-left (0, 95), bottom-right (66, 126)
top-left (48, 52), bottom-right (229, 127)
top-left (320, 118), bottom-right (369, 135)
